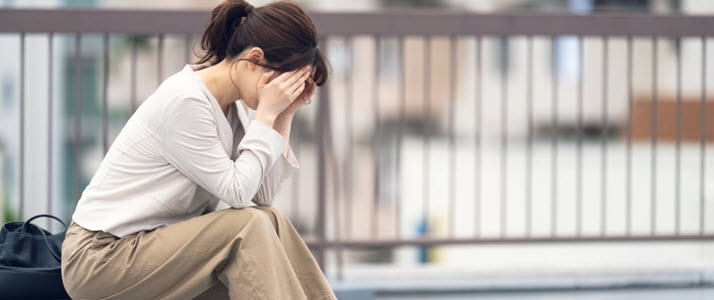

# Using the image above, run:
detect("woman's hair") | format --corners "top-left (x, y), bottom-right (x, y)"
top-left (196, 0), bottom-right (330, 86)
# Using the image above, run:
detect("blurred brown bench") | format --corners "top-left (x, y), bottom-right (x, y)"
top-left (630, 95), bottom-right (714, 142)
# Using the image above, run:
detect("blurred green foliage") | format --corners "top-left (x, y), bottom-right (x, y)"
top-left (3, 190), bottom-right (17, 222)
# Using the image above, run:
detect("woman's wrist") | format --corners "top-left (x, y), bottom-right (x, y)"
top-left (254, 113), bottom-right (276, 127)
top-left (273, 112), bottom-right (293, 143)
top-left (275, 110), bottom-right (294, 124)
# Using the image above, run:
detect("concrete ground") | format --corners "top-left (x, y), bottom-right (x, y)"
top-left (375, 287), bottom-right (714, 300)
top-left (329, 261), bottom-right (714, 300)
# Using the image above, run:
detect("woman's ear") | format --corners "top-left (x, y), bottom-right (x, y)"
top-left (246, 47), bottom-right (264, 71)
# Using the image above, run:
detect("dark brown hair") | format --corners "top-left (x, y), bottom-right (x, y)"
top-left (196, 0), bottom-right (330, 86)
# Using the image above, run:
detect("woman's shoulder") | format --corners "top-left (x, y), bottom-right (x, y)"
top-left (156, 74), bottom-right (213, 113)
top-left (163, 67), bottom-right (206, 95)
top-left (133, 66), bottom-right (217, 132)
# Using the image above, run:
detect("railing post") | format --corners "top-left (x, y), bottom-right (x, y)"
top-left (315, 36), bottom-right (329, 274)
top-left (19, 32), bottom-right (25, 221)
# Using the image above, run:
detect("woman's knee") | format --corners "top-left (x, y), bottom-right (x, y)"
top-left (249, 205), bottom-right (288, 231)
top-left (215, 207), bottom-right (274, 232)
top-left (251, 205), bottom-right (287, 219)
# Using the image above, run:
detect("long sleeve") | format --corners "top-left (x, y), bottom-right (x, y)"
top-left (163, 96), bottom-right (287, 209)
top-left (251, 143), bottom-right (300, 206)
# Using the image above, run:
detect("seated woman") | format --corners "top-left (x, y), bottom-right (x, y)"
top-left (60, 0), bottom-right (334, 299)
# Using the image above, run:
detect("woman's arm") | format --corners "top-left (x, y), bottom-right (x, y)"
top-left (163, 95), bottom-right (286, 209)
top-left (251, 69), bottom-right (315, 206)
top-left (274, 111), bottom-right (293, 156)
top-left (250, 112), bottom-right (300, 206)
top-left (251, 145), bottom-right (299, 206)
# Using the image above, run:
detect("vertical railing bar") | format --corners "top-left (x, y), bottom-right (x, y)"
top-left (333, 37), bottom-right (351, 281)
top-left (290, 73), bottom-right (302, 226)
top-left (423, 35), bottom-right (431, 238)
top-left (157, 33), bottom-right (164, 85)
top-left (47, 32), bottom-right (53, 230)
top-left (290, 32), bottom-right (304, 223)
top-left (551, 35), bottom-right (559, 237)
top-left (500, 35), bottom-right (509, 238)
top-left (526, 35), bottom-right (533, 238)
top-left (102, 34), bottom-right (109, 156)
top-left (185, 34), bottom-right (192, 64)
top-left (449, 35), bottom-right (457, 239)
top-left (315, 35), bottom-right (329, 274)
top-left (601, 35), bottom-right (609, 237)
top-left (74, 33), bottom-right (82, 205)
top-left (396, 35), bottom-right (404, 239)
top-left (576, 35), bottom-right (583, 237)
top-left (626, 35), bottom-right (633, 236)
top-left (335, 162), bottom-right (343, 281)
top-left (700, 36), bottom-right (707, 235)
top-left (345, 35), bottom-right (354, 240)
top-left (475, 35), bottom-right (482, 237)
top-left (130, 35), bottom-right (138, 112)
top-left (675, 36), bottom-right (682, 235)
top-left (330, 123), bottom-right (343, 283)
top-left (651, 36), bottom-right (658, 236)
top-left (19, 32), bottom-right (25, 221)
top-left (372, 35), bottom-right (381, 239)
top-left (323, 51), bottom-right (340, 284)
top-left (291, 117), bottom-right (300, 220)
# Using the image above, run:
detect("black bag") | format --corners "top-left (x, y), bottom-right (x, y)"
top-left (0, 214), bottom-right (70, 299)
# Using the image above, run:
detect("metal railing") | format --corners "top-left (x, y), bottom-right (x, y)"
top-left (1, 9), bottom-right (713, 278)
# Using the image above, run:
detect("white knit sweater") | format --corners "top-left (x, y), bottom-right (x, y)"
top-left (72, 64), bottom-right (299, 238)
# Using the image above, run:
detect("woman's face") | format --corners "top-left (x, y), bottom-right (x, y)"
top-left (237, 67), bottom-right (282, 111)
top-left (232, 47), bottom-right (287, 111)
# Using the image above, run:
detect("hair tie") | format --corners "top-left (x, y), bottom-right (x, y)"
top-left (245, 4), bottom-right (254, 15)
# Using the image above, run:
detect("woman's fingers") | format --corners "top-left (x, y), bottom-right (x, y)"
top-left (255, 64), bottom-right (314, 119)
top-left (306, 70), bottom-right (315, 85)
top-left (291, 81), bottom-right (307, 99)
top-left (256, 70), bottom-right (275, 89)
top-left (298, 80), bottom-right (317, 106)
top-left (271, 66), bottom-right (302, 83)
top-left (301, 77), bottom-right (314, 96)
top-left (289, 69), bottom-right (311, 95)
top-left (277, 65), bottom-right (310, 89)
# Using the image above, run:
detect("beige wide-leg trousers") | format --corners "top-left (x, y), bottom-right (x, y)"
top-left (61, 206), bottom-right (336, 300)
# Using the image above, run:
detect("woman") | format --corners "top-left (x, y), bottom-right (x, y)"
top-left (60, 0), bottom-right (334, 299)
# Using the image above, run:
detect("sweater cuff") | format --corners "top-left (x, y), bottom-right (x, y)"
top-left (283, 144), bottom-right (300, 169)
top-left (240, 120), bottom-right (288, 169)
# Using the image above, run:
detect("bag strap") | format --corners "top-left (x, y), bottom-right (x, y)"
top-left (20, 214), bottom-right (67, 262)
top-left (20, 214), bottom-right (67, 233)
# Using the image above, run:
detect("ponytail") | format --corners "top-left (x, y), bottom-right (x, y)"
top-left (197, 0), bottom-right (254, 65)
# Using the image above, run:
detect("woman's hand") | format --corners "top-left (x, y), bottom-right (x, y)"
top-left (281, 68), bottom-right (316, 116)
top-left (255, 65), bottom-right (312, 125)
top-left (272, 68), bottom-right (316, 146)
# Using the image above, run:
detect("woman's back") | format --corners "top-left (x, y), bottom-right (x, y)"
top-left (72, 65), bottom-right (236, 238)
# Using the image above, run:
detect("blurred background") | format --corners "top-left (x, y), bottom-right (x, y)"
top-left (1, 0), bottom-right (714, 299)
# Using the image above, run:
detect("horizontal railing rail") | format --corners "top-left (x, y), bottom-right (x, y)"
top-left (1, 9), bottom-right (714, 36)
